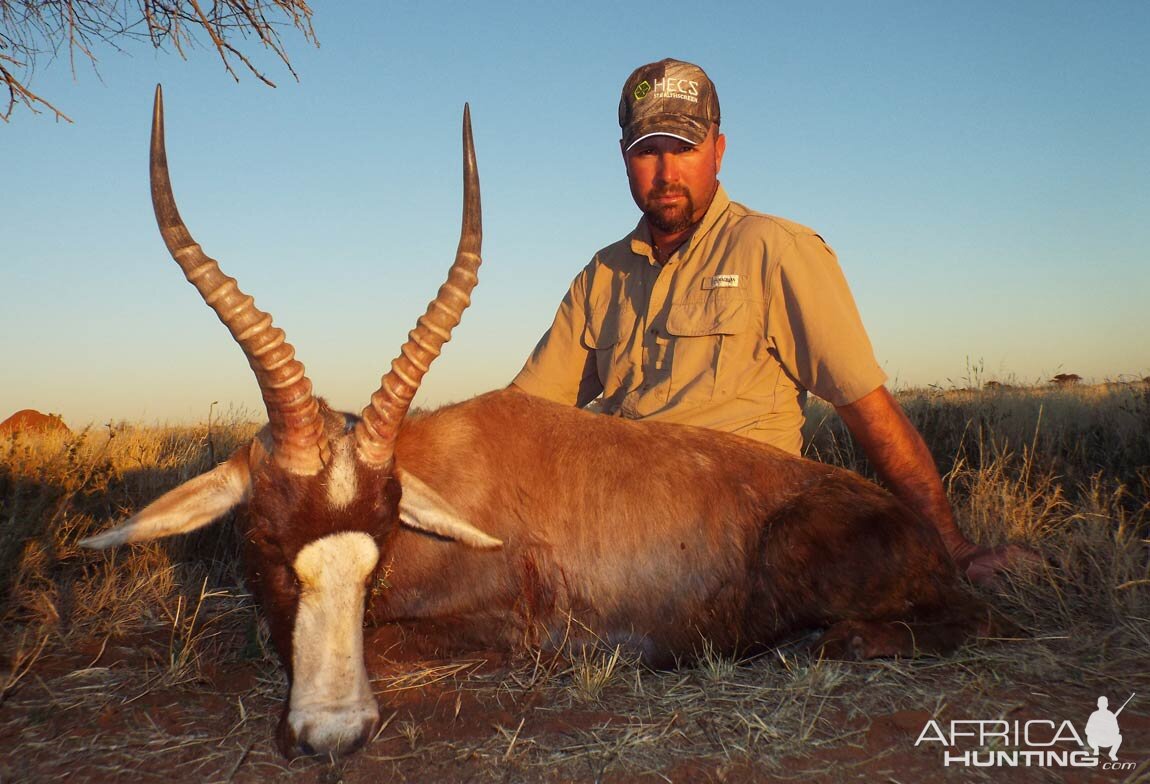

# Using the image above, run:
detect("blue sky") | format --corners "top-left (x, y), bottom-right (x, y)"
top-left (4, 1), bottom-right (1148, 426)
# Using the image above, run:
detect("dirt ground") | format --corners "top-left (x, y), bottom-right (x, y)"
top-left (3, 619), bottom-right (1148, 784)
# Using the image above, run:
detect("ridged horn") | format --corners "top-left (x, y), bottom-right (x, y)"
top-left (150, 85), bottom-right (328, 475)
top-left (355, 104), bottom-right (482, 469)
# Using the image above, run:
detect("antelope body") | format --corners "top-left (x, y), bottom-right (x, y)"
top-left (83, 88), bottom-right (992, 758)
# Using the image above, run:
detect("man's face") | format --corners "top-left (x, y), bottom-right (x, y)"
top-left (622, 126), bottom-right (726, 235)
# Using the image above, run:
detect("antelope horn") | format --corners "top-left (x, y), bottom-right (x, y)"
top-left (150, 85), bottom-right (328, 475)
top-left (356, 104), bottom-right (481, 469)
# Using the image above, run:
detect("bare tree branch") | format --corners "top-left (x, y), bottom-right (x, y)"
top-left (1, 53), bottom-right (73, 121)
top-left (0, 0), bottom-right (316, 122)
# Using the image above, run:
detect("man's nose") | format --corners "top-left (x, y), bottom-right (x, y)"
top-left (655, 152), bottom-right (679, 182)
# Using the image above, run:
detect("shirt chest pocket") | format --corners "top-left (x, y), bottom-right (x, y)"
top-left (582, 303), bottom-right (638, 391)
top-left (664, 297), bottom-right (749, 403)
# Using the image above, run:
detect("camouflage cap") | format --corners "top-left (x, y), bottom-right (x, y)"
top-left (619, 58), bottom-right (720, 151)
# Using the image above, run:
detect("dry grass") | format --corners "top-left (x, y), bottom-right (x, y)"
top-left (2, 383), bottom-right (1149, 782)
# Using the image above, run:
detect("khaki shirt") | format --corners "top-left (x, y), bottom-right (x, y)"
top-left (513, 186), bottom-right (887, 454)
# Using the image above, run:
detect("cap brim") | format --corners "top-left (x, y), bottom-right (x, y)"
top-left (623, 114), bottom-right (711, 151)
top-left (626, 131), bottom-right (702, 151)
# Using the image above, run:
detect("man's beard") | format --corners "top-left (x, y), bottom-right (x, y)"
top-left (643, 186), bottom-right (697, 234)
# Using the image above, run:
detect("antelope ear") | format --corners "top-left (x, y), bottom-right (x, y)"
top-left (396, 468), bottom-right (502, 550)
top-left (80, 446), bottom-right (252, 548)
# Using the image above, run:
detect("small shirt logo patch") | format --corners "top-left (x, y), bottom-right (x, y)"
top-left (703, 274), bottom-right (740, 290)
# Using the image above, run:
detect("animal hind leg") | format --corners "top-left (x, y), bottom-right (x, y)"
top-left (817, 586), bottom-right (1014, 660)
top-left (817, 615), bottom-right (974, 660)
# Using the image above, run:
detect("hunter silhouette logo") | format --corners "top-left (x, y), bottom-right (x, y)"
top-left (634, 80), bottom-right (651, 100)
top-left (1087, 693), bottom-right (1134, 761)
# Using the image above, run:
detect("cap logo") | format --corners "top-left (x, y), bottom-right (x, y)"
top-left (652, 77), bottom-right (700, 103)
top-left (634, 80), bottom-right (651, 100)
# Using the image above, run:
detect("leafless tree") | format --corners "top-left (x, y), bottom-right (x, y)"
top-left (0, 0), bottom-right (315, 122)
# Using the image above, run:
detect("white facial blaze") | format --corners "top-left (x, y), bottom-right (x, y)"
top-left (289, 531), bottom-right (380, 753)
top-left (325, 438), bottom-right (358, 510)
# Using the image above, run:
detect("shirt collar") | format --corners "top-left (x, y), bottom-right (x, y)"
top-left (629, 184), bottom-right (731, 266)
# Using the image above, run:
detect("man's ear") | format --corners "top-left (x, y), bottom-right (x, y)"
top-left (713, 130), bottom-right (726, 174)
top-left (80, 446), bottom-right (252, 548)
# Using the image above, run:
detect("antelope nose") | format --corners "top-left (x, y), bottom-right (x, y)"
top-left (286, 704), bottom-right (380, 758)
top-left (298, 718), bottom-right (376, 757)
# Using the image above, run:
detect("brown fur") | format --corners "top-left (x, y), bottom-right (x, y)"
top-left (242, 408), bottom-right (404, 669)
top-left (348, 389), bottom-right (993, 664)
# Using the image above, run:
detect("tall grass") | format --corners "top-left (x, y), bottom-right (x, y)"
top-left (0, 414), bottom-right (259, 638)
top-left (804, 381), bottom-right (1150, 654)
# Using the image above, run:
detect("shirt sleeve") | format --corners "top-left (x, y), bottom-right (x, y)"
top-left (512, 267), bottom-right (604, 407)
top-left (765, 232), bottom-right (887, 406)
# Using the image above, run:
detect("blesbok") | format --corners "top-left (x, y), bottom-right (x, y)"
top-left (83, 87), bottom-right (997, 758)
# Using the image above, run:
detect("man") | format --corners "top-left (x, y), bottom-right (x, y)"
top-left (511, 58), bottom-right (1022, 584)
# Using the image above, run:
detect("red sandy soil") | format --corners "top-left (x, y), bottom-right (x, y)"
top-left (3, 628), bottom-right (1146, 784)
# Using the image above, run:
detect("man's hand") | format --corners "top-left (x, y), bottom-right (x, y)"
top-left (834, 386), bottom-right (1035, 585)
top-left (951, 541), bottom-right (1044, 586)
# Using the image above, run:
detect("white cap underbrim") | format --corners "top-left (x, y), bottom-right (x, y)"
top-left (624, 131), bottom-right (701, 151)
